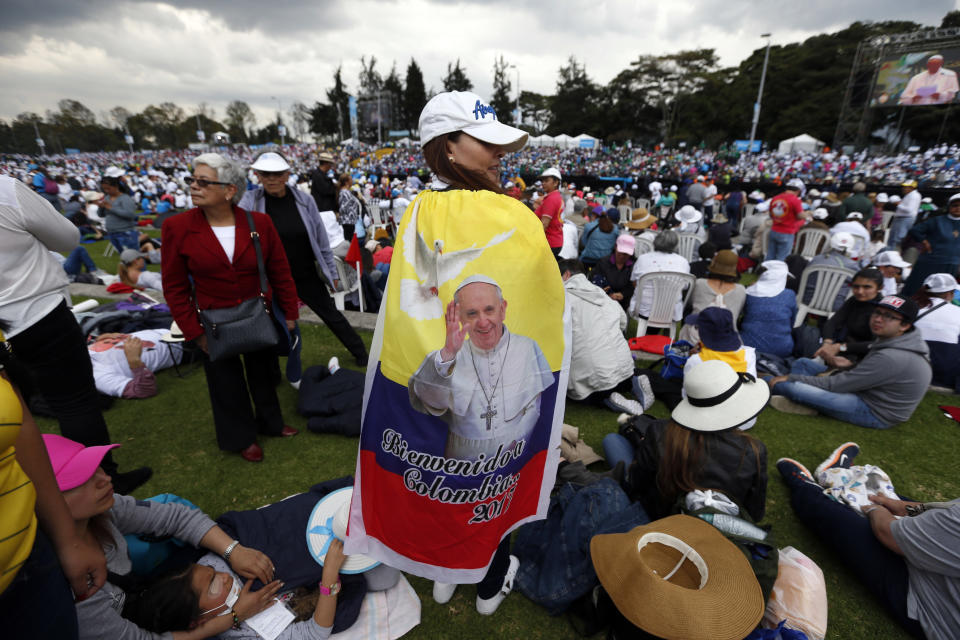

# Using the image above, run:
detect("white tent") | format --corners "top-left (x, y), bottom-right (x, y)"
top-left (552, 134), bottom-right (575, 149)
top-left (572, 133), bottom-right (600, 151)
top-left (528, 134), bottom-right (555, 147)
top-left (778, 133), bottom-right (825, 155)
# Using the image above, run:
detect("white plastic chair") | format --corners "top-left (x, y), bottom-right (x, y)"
top-left (793, 228), bottom-right (830, 258)
top-left (657, 205), bottom-right (673, 222)
top-left (330, 256), bottom-right (363, 313)
top-left (632, 271), bottom-right (696, 339)
top-left (634, 236), bottom-right (654, 258)
top-left (635, 197), bottom-right (651, 211)
top-left (794, 265), bottom-right (855, 327)
top-left (676, 234), bottom-right (702, 263)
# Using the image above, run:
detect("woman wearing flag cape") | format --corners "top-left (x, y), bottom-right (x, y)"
top-left (345, 91), bottom-right (570, 616)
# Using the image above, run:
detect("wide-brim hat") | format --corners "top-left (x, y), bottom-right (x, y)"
top-left (81, 190), bottom-right (103, 202)
top-left (672, 360), bottom-right (770, 432)
top-left (591, 514), bottom-right (764, 640)
top-left (316, 152), bottom-right (336, 164)
top-left (625, 209), bottom-right (656, 230)
top-left (675, 205), bottom-right (702, 224)
top-left (160, 320), bottom-right (185, 343)
top-left (604, 186), bottom-right (617, 195)
top-left (307, 487), bottom-right (380, 574)
top-left (419, 91), bottom-right (527, 152)
top-left (41, 433), bottom-right (121, 491)
top-left (711, 212), bottom-right (728, 224)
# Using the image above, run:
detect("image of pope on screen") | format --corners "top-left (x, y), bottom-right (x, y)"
top-left (408, 275), bottom-right (554, 461)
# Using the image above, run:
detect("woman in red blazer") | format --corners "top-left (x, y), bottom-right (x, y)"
top-left (161, 153), bottom-right (300, 462)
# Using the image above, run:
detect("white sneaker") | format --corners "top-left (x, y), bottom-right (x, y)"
top-left (633, 374), bottom-right (655, 411)
top-left (432, 581), bottom-right (457, 604)
top-left (616, 412), bottom-right (631, 425)
top-left (605, 392), bottom-right (643, 416)
top-left (289, 379), bottom-right (301, 390)
top-left (476, 555), bottom-right (519, 615)
top-left (328, 356), bottom-right (340, 375)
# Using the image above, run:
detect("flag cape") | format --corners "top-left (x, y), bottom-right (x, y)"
top-left (345, 189), bottom-right (570, 583)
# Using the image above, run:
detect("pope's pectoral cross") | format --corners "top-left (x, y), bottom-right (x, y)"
top-left (481, 406), bottom-right (497, 430)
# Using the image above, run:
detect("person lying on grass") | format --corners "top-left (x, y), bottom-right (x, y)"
top-left (777, 443), bottom-right (960, 639)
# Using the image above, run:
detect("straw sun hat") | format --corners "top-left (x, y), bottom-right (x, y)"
top-left (591, 514), bottom-right (764, 640)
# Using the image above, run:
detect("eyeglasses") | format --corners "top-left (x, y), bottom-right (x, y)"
top-left (871, 309), bottom-right (903, 322)
top-left (184, 176), bottom-right (230, 188)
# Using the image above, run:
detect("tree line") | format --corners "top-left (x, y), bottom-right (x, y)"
top-left (2, 12), bottom-right (957, 155)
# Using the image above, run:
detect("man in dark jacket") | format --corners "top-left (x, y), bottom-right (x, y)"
top-left (768, 295), bottom-right (931, 428)
top-left (310, 151), bottom-right (339, 213)
top-left (842, 182), bottom-right (873, 220)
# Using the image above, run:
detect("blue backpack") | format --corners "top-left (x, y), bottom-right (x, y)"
top-left (660, 340), bottom-right (694, 380)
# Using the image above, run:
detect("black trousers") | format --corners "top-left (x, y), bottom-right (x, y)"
top-left (476, 538), bottom-right (511, 599)
top-left (295, 274), bottom-right (367, 359)
top-left (8, 301), bottom-right (117, 474)
top-left (201, 346), bottom-right (284, 452)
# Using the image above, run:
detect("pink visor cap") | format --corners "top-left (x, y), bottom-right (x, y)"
top-left (42, 433), bottom-right (120, 491)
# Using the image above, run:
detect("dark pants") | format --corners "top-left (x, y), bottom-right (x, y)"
top-left (200, 346), bottom-right (285, 451)
top-left (476, 538), bottom-right (511, 599)
top-left (785, 476), bottom-right (925, 638)
top-left (0, 529), bottom-right (79, 639)
top-left (8, 301), bottom-right (117, 474)
top-left (295, 274), bottom-right (367, 359)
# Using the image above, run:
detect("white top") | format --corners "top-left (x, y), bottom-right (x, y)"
top-left (136, 269), bottom-right (163, 291)
top-left (915, 300), bottom-right (960, 344)
top-left (318, 209), bottom-right (346, 248)
top-left (559, 221), bottom-right (579, 259)
top-left (895, 190), bottom-right (922, 219)
top-left (629, 251), bottom-right (691, 320)
top-left (211, 225), bottom-right (236, 262)
top-left (88, 330), bottom-right (179, 397)
top-left (0, 177), bottom-right (78, 338)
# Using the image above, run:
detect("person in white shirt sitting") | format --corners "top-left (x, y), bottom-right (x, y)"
top-left (87, 329), bottom-right (182, 398)
top-left (912, 273), bottom-right (960, 392)
top-left (116, 248), bottom-right (163, 290)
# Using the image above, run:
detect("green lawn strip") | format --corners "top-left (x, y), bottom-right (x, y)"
top-left (34, 314), bottom-right (955, 638)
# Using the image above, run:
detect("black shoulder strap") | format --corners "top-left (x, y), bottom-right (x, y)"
top-left (916, 299), bottom-right (949, 321)
top-left (244, 209), bottom-right (269, 298)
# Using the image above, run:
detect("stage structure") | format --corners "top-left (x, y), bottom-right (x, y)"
top-left (833, 26), bottom-right (960, 150)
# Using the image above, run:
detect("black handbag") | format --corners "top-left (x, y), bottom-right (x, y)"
top-left (198, 209), bottom-right (279, 362)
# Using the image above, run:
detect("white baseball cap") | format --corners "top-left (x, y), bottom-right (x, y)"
top-left (540, 167), bottom-right (562, 181)
top-left (923, 273), bottom-right (958, 293)
top-left (830, 232), bottom-right (855, 252)
top-left (250, 152), bottom-right (291, 172)
top-left (419, 91), bottom-right (528, 152)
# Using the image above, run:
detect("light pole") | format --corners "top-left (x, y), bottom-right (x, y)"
top-left (271, 96), bottom-right (285, 146)
top-left (748, 33), bottom-right (772, 154)
top-left (508, 64), bottom-right (521, 124)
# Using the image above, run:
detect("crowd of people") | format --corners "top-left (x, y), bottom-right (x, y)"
top-left (1, 88), bottom-right (957, 640)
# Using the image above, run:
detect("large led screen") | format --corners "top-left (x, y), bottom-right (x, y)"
top-left (871, 49), bottom-right (960, 107)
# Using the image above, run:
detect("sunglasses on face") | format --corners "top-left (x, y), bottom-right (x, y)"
top-left (184, 177), bottom-right (230, 188)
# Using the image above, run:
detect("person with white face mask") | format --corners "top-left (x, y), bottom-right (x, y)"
top-left (43, 433), bottom-right (280, 640)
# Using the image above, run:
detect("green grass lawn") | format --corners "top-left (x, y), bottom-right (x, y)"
top-left (45, 242), bottom-right (956, 639)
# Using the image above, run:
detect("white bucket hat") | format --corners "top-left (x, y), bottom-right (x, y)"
top-left (307, 487), bottom-right (379, 574)
top-left (923, 273), bottom-right (958, 293)
top-left (250, 151), bottom-right (291, 172)
top-left (672, 360), bottom-right (770, 432)
top-left (675, 205), bottom-right (702, 224)
top-left (812, 207), bottom-right (829, 220)
top-left (419, 91), bottom-right (528, 152)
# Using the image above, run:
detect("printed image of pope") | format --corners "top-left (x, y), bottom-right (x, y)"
top-left (408, 275), bottom-right (554, 461)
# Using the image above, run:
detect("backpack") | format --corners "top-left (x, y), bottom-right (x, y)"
top-left (660, 340), bottom-right (693, 380)
top-left (44, 177), bottom-right (59, 194)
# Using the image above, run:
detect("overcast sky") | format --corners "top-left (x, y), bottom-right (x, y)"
top-left (1, 0), bottom-right (956, 128)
